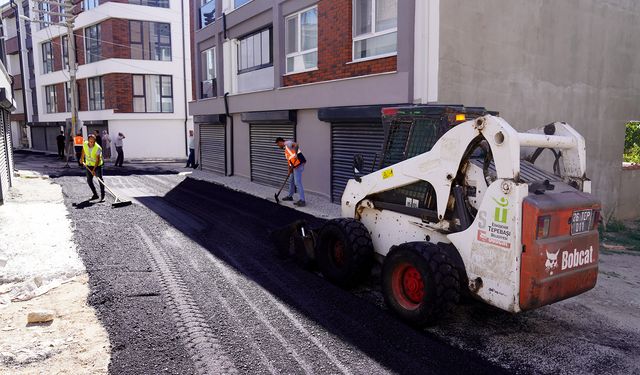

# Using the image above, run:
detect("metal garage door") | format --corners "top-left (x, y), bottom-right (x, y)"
top-left (250, 124), bottom-right (295, 187)
top-left (45, 127), bottom-right (60, 152)
top-left (331, 122), bottom-right (385, 203)
top-left (31, 127), bottom-right (47, 151)
top-left (0, 111), bottom-right (9, 203)
top-left (199, 123), bottom-right (226, 175)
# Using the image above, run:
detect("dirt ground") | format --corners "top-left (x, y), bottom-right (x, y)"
top-left (0, 275), bottom-right (109, 375)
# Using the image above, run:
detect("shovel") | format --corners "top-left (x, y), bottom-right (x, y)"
top-left (84, 165), bottom-right (132, 208)
top-left (274, 169), bottom-right (292, 204)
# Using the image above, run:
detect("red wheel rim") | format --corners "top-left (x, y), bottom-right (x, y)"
top-left (391, 263), bottom-right (425, 309)
top-left (332, 240), bottom-right (346, 267)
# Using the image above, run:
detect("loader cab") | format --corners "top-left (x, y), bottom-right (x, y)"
top-left (369, 105), bottom-right (495, 222)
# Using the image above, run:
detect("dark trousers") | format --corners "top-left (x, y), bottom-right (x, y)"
top-left (115, 146), bottom-right (124, 167)
top-left (74, 146), bottom-right (83, 165)
top-left (57, 144), bottom-right (65, 158)
top-left (86, 165), bottom-right (105, 198)
top-left (186, 148), bottom-right (195, 167)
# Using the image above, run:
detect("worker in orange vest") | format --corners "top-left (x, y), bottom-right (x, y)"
top-left (73, 133), bottom-right (84, 166)
top-left (275, 137), bottom-right (307, 207)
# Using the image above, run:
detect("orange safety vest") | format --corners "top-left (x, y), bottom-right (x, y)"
top-left (284, 144), bottom-right (301, 168)
top-left (74, 135), bottom-right (84, 146)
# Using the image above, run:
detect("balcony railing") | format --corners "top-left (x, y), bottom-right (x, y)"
top-left (199, 1), bottom-right (215, 29)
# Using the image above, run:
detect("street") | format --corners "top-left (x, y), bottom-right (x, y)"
top-left (6, 152), bottom-right (640, 375)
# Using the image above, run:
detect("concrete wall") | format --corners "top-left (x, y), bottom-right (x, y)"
top-left (617, 167), bottom-right (640, 220)
top-left (107, 119), bottom-right (186, 159)
top-left (232, 114), bottom-right (251, 178)
top-left (296, 109), bottom-right (331, 198)
top-left (438, 0), bottom-right (640, 215)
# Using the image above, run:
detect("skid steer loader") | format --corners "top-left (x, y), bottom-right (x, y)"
top-left (275, 105), bottom-right (600, 327)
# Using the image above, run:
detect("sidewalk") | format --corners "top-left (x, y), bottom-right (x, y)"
top-left (0, 173), bottom-right (110, 374)
top-left (189, 169), bottom-right (342, 219)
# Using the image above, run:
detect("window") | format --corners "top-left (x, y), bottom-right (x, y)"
top-left (200, 0), bottom-right (215, 29)
top-left (42, 42), bottom-right (53, 73)
top-left (83, 0), bottom-right (99, 10)
top-left (235, 0), bottom-right (252, 8)
top-left (237, 28), bottom-right (271, 74)
top-left (38, 1), bottom-right (51, 30)
top-left (45, 85), bottom-right (57, 113)
top-left (85, 24), bottom-right (102, 64)
top-left (201, 48), bottom-right (216, 98)
top-left (130, 21), bottom-right (171, 61)
top-left (128, 0), bottom-right (170, 7)
top-left (352, 0), bottom-right (397, 60)
top-left (285, 6), bottom-right (318, 74)
top-left (132, 75), bottom-right (173, 113)
top-left (65, 83), bottom-right (71, 112)
top-left (62, 35), bottom-right (69, 70)
top-left (88, 76), bottom-right (104, 110)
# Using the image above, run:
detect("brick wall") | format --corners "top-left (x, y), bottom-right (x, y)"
top-left (101, 19), bottom-right (131, 60)
top-left (104, 73), bottom-right (133, 113)
top-left (74, 30), bottom-right (85, 65)
top-left (55, 83), bottom-right (66, 113)
top-left (282, 0), bottom-right (397, 87)
top-left (77, 78), bottom-right (87, 111)
top-left (52, 36), bottom-right (62, 72)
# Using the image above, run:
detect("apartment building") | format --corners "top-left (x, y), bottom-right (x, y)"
top-left (189, 0), bottom-right (640, 216)
top-left (1, 0), bottom-right (193, 159)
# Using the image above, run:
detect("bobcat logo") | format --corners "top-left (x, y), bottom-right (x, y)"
top-left (545, 250), bottom-right (560, 274)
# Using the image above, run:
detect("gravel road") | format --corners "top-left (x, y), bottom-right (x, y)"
top-left (54, 171), bottom-right (506, 375)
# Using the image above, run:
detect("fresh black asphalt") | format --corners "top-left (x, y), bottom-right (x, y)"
top-left (53, 169), bottom-right (510, 374)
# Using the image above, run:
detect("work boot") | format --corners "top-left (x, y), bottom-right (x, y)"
top-left (100, 194), bottom-right (105, 203)
top-left (89, 194), bottom-right (99, 201)
top-left (281, 196), bottom-right (293, 201)
top-left (294, 200), bottom-right (306, 207)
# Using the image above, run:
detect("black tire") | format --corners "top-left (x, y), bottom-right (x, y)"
top-left (315, 218), bottom-right (374, 287)
top-left (382, 242), bottom-right (460, 327)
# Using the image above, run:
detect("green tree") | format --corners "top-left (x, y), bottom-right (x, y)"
top-left (624, 121), bottom-right (640, 164)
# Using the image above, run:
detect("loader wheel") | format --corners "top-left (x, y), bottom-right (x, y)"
top-left (382, 242), bottom-right (460, 327)
top-left (316, 218), bottom-right (373, 287)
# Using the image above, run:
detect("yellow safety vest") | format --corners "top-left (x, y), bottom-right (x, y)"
top-left (83, 141), bottom-right (103, 167)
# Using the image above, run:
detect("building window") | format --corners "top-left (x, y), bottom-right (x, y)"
top-left (38, 1), bottom-right (51, 30)
top-left (62, 35), bottom-right (69, 70)
top-left (42, 42), bottom-right (54, 73)
top-left (85, 24), bottom-right (102, 64)
top-left (130, 21), bottom-right (171, 61)
top-left (352, 0), bottom-right (397, 60)
top-left (128, 0), bottom-right (170, 7)
top-left (234, 0), bottom-right (252, 8)
top-left (88, 76), bottom-right (104, 110)
top-left (45, 85), bottom-right (57, 113)
top-left (200, 0), bottom-right (215, 29)
top-left (237, 28), bottom-right (271, 74)
top-left (83, 0), bottom-right (99, 10)
top-left (285, 6), bottom-right (318, 74)
top-left (132, 75), bottom-right (173, 113)
top-left (201, 48), bottom-right (216, 98)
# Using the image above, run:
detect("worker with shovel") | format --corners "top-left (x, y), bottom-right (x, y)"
top-left (275, 137), bottom-right (306, 207)
top-left (80, 133), bottom-right (105, 202)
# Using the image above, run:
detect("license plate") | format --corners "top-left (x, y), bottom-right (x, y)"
top-left (571, 209), bottom-right (593, 235)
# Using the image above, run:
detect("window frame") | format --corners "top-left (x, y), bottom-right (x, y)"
top-left (200, 47), bottom-right (216, 98)
top-left (199, 0), bottom-right (216, 29)
top-left (128, 0), bottom-right (170, 8)
top-left (284, 5), bottom-right (318, 74)
top-left (83, 0), bottom-right (99, 11)
top-left (38, 1), bottom-right (51, 30)
top-left (64, 82), bottom-right (71, 112)
top-left (237, 27), bottom-right (273, 75)
top-left (61, 35), bottom-right (69, 70)
top-left (87, 76), bottom-right (105, 111)
top-left (132, 74), bottom-right (174, 113)
top-left (41, 41), bottom-right (54, 74)
top-left (352, 0), bottom-right (398, 62)
top-left (129, 20), bottom-right (172, 61)
top-left (85, 24), bottom-right (102, 64)
top-left (45, 85), bottom-right (57, 113)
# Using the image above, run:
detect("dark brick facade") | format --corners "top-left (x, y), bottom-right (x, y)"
top-left (282, 0), bottom-right (397, 87)
top-left (101, 18), bottom-right (131, 60)
top-left (104, 73), bottom-right (133, 113)
top-left (55, 83), bottom-right (66, 113)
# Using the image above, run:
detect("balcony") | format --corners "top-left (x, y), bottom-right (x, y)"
top-left (5, 36), bottom-right (19, 55)
top-left (199, 1), bottom-right (215, 29)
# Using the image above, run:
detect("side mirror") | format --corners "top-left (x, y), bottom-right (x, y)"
top-left (353, 154), bottom-right (364, 182)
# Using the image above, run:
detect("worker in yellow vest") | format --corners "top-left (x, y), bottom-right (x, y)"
top-left (80, 133), bottom-right (105, 202)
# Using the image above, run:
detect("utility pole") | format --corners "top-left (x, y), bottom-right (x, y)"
top-left (31, 0), bottom-right (78, 167)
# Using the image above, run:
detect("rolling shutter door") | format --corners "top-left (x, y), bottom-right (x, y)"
top-left (0, 113), bottom-right (8, 203)
top-left (331, 122), bottom-right (384, 203)
top-left (45, 127), bottom-right (59, 152)
top-left (250, 124), bottom-right (294, 187)
top-left (4, 113), bottom-right (13, 181)
top-left (199, 124), bottom-right (226, 175)
top-left (31, 127), bottom-right (47, 151)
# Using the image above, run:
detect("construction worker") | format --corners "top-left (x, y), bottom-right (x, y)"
top-left (80, 133), bottom-right (105, 202)
top-left (73, 133), bottom-right (84, 166)
top-left (275, 137), bottom-right (307, 207)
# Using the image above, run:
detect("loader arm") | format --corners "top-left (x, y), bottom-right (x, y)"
top-left (341, 115), bottom-right (587, 220)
